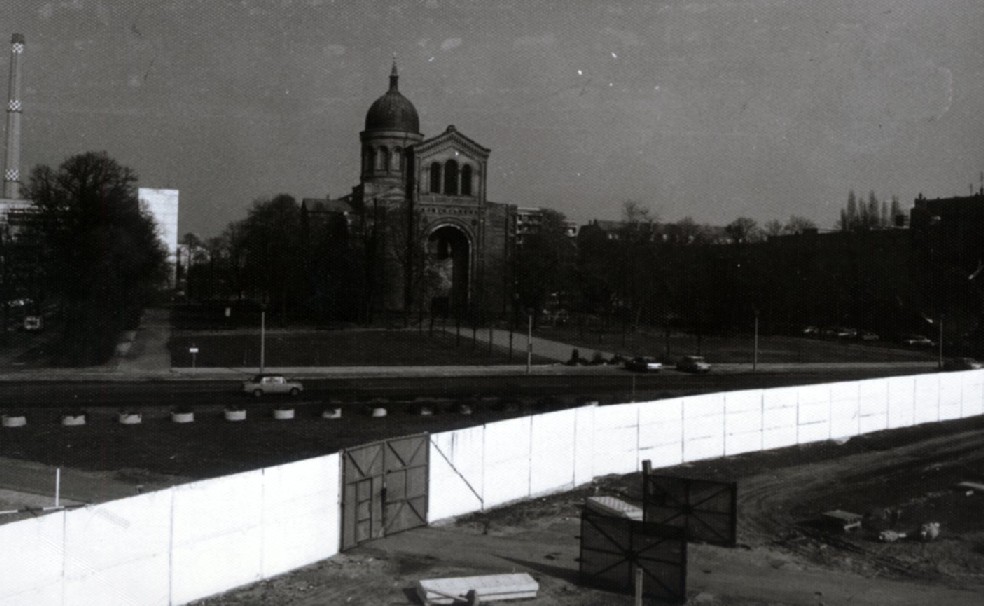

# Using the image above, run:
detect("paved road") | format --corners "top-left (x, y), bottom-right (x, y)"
top-left (0, 363), bottom-right (938, 409)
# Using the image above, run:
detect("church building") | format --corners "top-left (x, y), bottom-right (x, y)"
top-left (305, 62), bottom-right (515, 318)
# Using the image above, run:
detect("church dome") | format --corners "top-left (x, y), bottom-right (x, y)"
top-left (364, 61), bottom-right (419, 134)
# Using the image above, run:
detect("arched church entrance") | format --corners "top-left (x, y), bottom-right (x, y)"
top-left (426, 224), bottom-right (470, 318)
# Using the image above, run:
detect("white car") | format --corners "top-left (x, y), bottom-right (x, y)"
top-left (901, 334), bottom-right (934, 347)
top-left (625, 356), bottom-right (663, 372)
top-left (676, 355), bottom-right (711, 374)
top-left (242, 374), bottom-right (303, 398)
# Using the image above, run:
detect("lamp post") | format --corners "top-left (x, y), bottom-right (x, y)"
top-left (526, 310), bottom-right (533, 375)
top-left (753, 309), bottom-right (759, 371)
top-left (259, 309), bottom-right (266, 374)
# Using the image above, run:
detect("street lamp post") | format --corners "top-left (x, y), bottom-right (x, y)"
top-left (259, 309), bottom-right (266, 374)
top-left (753, 310), bottom-right (759, 371)
top-left (526, 311), bottom-right (533, 375)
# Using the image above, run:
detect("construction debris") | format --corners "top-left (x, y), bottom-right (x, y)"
top-left (955, 481), bottom-right (984, 495)
top-left (919, 522), bottom-right (940, 542)
top-left (820, 510), bottom-right (863, 534)
top-left (878, 530), bottom-right (907, 543)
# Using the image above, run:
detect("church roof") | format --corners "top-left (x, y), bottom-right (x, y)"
top-left (364, 60), bottom-right (420, 134)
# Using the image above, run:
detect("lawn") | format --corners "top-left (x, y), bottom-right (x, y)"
top-left (533, 325), bottom-right (937, 364)
top-left (168, 328), bottom-right (549, 368)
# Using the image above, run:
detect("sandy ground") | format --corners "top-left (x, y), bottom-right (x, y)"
top-left (192, 415), bottom-right (984, 605)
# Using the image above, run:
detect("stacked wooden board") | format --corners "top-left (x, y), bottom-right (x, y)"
top-left (416, 573), bottom-right (538, 605)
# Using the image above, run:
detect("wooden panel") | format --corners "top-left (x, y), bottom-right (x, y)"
top-left (643, 469), bottom-right (738, 547)
top-left (579, 508), bottom-right (687, 604)
top-left (417, 573), bottom-right (538, 605)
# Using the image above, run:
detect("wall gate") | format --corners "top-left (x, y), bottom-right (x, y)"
top-left (341, 433), bottom-right (429, 550)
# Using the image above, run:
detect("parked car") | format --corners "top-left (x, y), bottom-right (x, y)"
top-left (802, 326), bottom-right (819, 336)
top-left (942, 357), bottom-right (982, 371)
top-left (242, 374), bottom-right (303, 398)
top-left (860, 331), bottom-right (879, 341)
top-left (22, 315), bottom-right (42, 332)
top-left (624, 356), bottom-right (662, 372)
top-left (676, 355), bottom-right (711, 374)
top-left (901, 334), bottom-right (934, 347)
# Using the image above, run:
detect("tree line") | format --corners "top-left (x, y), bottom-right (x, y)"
top-left (16, 152), bottom-right (169, 364)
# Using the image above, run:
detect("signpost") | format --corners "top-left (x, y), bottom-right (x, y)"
top-left (189, 346), bottom-right (199, 369)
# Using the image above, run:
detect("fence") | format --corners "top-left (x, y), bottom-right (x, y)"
top-left (1, 369), bottom-right (982, 605)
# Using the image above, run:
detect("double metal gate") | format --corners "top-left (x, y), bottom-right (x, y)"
top-left (341, 433), bottom-right (429, 550)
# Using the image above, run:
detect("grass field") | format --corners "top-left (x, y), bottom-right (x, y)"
top-left (533, 325), bottom-right (938, 364)
top-left (168, 327), bottom-right (551, 368)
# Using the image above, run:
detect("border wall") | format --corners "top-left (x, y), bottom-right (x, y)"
top-left (1, 369), bottom-right (982, 605)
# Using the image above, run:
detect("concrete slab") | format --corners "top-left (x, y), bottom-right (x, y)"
top-left (416, 573), bottom-right (538, 605)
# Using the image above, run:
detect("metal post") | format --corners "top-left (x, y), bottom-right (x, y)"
top-left (938, 315), bottom-right (943, 370)
top-left (526, 313), bottom-right (533, 375)
top-left (260, 310), bottom-right (266, 373)
top-left (634, 565), bottom-right (643, 606)
top-left (753, 311), bottom-right (759, 371)
top-left (54, 468), bottom-right (60, 508)
top-left (508, 324), bottom-right (514, 362)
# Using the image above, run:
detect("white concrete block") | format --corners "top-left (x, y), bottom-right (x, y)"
top-left (261, 455), bottom-right (339, 578)
top-left (914, 374), bottom-right (940, 424)
top-left (593, 403), bottom-right (640, 476)
top-left (483, 417), bottom-right (532, 508)
top-left (961, 369), bottom-right (984, 417)
top-left (530, 409), bottom-right (577, 496)
top-left (170, 471), bottom-right (264, 605)
top-left (887, 376), bottom-right (915, 429)
top-left (938, 372), bottom-right (963, 421)
top-left (829, 381), bottom-right (860, 439)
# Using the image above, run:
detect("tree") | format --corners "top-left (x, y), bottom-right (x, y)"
top-left (236, 195), bottom-right (302, 325)
top-left (784, 215), bottom-right (817, 234)
top-left (512, 209), bottom-right (575, 325)
top-left (725, 217), bottom-right (762, 244)
top-left (26, 151), bottom-right (168, 364)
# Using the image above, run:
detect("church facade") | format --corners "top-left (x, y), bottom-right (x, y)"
top-left (308, 62), bottom-right (515, 318)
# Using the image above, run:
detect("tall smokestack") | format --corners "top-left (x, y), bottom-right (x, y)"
top-left (3, 33), bottom-right (24, 199)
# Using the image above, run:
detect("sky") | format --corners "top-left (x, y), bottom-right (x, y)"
top-left (1, 0), bottom-right (982, 238)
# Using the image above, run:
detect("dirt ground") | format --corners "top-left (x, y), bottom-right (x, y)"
top-left (186, 414), bottom-right (984, 605)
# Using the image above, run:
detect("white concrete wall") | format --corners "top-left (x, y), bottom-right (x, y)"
top-left (0, 454), bottom-right (340, 606)
top-left (428, 426), bottom-right (485, 522)
top-left (63, 491), bottom-right (173, 606)
top-left (530, 409), bottom-right (578, 496)
top-left (0, 512), bottom-right (65, 606)
top-left (638, 397), bottom-right (684, 466)
top-left (4, 370), bottom-right (983, 604)
top-left (683, 393), bottom-right (726, 461)
top-left (592, 403), bottom-right (640, 475)
top-left (724, 390), bottom-right (764, 456)
top-left (261, 454), bottom-right (339, 579)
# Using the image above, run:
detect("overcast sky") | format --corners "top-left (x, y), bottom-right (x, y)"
top-left (1, 0), bottom-right (982, 237)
